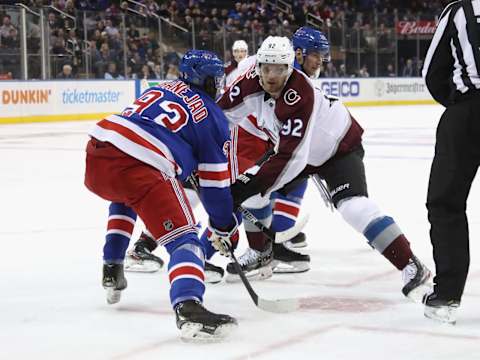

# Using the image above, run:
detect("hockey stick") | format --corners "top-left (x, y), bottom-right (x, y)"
top-left (187, 176), bottom-right (299, 313)
top-left (238, 204), bottom-right (309, 244)
top-left (188, 176), bottom-right (307, 243)
top-left (229, 250), bottom-right (299, 313)
top-left (311, 174), bottom-right (334, 211)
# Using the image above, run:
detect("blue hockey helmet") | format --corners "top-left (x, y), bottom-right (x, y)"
top-left (292, 26), bottom-right (331, 62)
top-left (179, 50), bottom-right (225, 90)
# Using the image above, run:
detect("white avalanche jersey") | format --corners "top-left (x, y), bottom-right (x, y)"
top-left (218, 67), bottom-right (363, 194)
top-left (225, 55), bottom-right (256, 88)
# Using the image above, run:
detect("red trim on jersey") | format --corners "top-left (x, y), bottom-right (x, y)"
top-left (218, 71), bottom-right (263, 110)
top-left (97, 119), bottom-right (179, 171)
top-left (198, 169), bottom-right (231, 181)
top-left (274, 202), bottom-right (300, 217)
top-left (336, 115), bottom-right (363, 155)
top-left (107, 219), bottom-right (135, 233)
top-left (169, 265), bottom-right (205, 283)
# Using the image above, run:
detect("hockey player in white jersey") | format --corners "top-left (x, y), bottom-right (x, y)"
top-left (218, 36), bottom-right (432, 301)
top-left (223, 28), bottom-right (332, 281)
top-left (225, 40), bottom-right (249, 86)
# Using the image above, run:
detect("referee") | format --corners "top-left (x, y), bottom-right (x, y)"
top-left (422, 0), bottom-right (480, 324)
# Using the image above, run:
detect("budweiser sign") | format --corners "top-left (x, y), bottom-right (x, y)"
top-left (396, 21), bottom-right (437, 36)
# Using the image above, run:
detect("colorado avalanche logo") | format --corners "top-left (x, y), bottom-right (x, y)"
top-left (284, 89), bottom-right (301, 106)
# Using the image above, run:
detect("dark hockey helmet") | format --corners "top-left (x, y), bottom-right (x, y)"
top-left (293, 26), bottom-right (331, 63)
top-left (179, 50), bottom-right (225, 95)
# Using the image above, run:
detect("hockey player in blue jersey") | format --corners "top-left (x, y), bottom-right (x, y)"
top-left (84, 50), bottom-right (240, 341)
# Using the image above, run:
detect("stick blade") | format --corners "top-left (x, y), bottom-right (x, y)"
top-left (274, 214), bottom-right (310, 244)
top-left (257, 297), bottom-right (300, 313)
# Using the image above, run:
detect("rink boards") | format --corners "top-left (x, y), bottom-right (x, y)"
top-left (0, 77), bottom-right (436, 124)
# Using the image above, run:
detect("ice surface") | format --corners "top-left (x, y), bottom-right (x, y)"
top-left (1, 105), bottom-right (479, 360)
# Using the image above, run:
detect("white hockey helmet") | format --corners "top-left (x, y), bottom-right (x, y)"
top-left (256, 36), bottom-right (294, 66)
top-left (232, 39), bottom-right (248, 52)
top-left (255, 36), bottom-right (295, 91)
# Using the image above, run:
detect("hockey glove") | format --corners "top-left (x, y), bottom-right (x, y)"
top-left (230, 173), bottom-right (261, 207)
top-left (207, 216), bottom-right (240, 257)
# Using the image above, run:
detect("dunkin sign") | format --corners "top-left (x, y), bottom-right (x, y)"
top-left (2, 89), bottom-right (52, 105)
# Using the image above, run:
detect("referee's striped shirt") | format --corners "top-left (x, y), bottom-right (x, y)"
top-left (422, 0), bottom-right (480, 106)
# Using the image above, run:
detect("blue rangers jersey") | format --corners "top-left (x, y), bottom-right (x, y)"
top-left (89, 80), bottom-right (234, 228)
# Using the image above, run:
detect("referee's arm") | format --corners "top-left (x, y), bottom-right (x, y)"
top-left (422, 6), bottom-right (456, 107)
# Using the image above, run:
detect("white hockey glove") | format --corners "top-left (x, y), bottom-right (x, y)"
top-left (206, 216), bottom-right (240, 257)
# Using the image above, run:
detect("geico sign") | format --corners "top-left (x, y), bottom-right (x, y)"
top-left (2, 89), bottom-right (52, 104)
top-left (320, 81), bottom-right (360, 97)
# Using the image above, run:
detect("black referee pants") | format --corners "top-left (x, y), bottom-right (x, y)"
top-left (427, 96), bottom-right (480, 301)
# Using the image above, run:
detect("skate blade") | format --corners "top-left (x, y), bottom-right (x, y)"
top-left (180, 322), bottom-right (237, 343)
top-left (105, 288), bottom-right (122, 304)
top-left (205, 271), bottom-right (223, 284)
top-left (284, 240), bottom-right (308, 249)
top-left (424, 306), bottom-right (458, 325)
top-left (272, 261), bottom-right (310, 274)
top-left (225, 266), bottom-right (273, 283)
top-left (124, 258), bottom-right (162, 273)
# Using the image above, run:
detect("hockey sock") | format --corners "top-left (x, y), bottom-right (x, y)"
top-left (337, 196), bottom-right (413, 270)
top-left (243, 205), bottom-right (272, 251)
top-left (104, 202), bottom-right (137, 264)
top-left (166, 234), bottom-right (205, 308)
top-left (271, 179), bottom-right (307, 232)
top-left (364, 216), bottom-right (413, 270)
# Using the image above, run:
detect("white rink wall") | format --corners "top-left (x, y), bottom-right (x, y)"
top-left (0, 80), bottom-right (136, 124)
top-left (0, 77), bottom-right (435, 125)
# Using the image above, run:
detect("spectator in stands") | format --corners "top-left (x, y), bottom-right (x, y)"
top-left (358, 64), bottom-right (370, 77)
top-left (127, 24), bottom-right (140, 42)
top-left (57, 64), bottom-right (74, 79)
top-left (0, 15), bottom-right (17, 46)
top-left (64, 0), bottom-right (75, 17)
top-left (338, 63), bottom-right (348, 77)
top-left (138, 64), bottom-right (154, 79)
top-left (51, 28), bottom-right (68, 55)
top-left (104, 62), bottom-right (124, 80)
top-left (324, 62), bottom-right (338, 78)
top-left (104, 19), bottom-right (119, 38)
top-left (386, 63), bottom-right (396, 77)
top-left (94, 42), bottom-right (116, 78)
top-left (164, 63), bottom-right (179, 80)
top-left (402, 58), bottom-right (414, 77)
top-left (47, 11), bottom-right (64, 30)
top-left (153, 63), bottom-right (162, 79)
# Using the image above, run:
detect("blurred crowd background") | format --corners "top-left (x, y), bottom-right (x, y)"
top-left (0, 0), bottom-right (452, 80)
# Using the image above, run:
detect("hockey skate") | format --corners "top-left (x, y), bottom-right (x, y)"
top-left (125, 236), bottom-right (164, 273)
top-left (401, 255), bottom-right (432, 302)
top-left (102, 263), bottom-right (127, 304)
top-left (284, 232), bottom-right (308, 248)
top-left (204, 261), bottom-right (224, 284)
top-left (423, 292), bottom-right (460, 325)
top-left (175, 300), bottom-right (237, 341)
top-left (225, 244), bottom-right (273, 283)
top-left (272, 242), bottom-right (310, 274)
